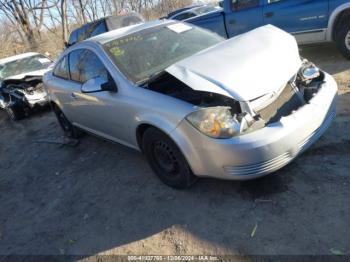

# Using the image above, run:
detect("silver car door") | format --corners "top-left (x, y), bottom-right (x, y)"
top-left (67, 48), bottom-right (132, 145)
top-left (49, 55), bottom-right (81, 122)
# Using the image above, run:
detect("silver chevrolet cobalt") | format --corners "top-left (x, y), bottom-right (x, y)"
top-left (44, 20), bottom-right (337, 188)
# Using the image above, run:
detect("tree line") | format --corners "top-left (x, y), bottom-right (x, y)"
top-left (0, 0), bottom-right (202, 57)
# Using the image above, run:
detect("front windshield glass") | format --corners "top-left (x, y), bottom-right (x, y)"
top-left (103, 23), bottom-right (224, 84)
top-left (0, 55), bottom-right (52, 80)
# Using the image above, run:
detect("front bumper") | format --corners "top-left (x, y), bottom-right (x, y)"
top-left (170, 72), bottom-right (338, 180)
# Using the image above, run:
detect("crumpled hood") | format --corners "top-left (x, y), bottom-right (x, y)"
top-left (166, 25), bottom-right (302, 101)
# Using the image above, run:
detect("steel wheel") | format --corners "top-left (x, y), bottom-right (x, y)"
top-left (142, 127), bottom-right (197, 189)
top-left (153, 140), bottom-right (180, 175)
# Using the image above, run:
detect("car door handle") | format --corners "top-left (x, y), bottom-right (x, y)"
top-left (71, 93), bottom-right (78, 99)
top-left (265, 12), bottom-right (274, 18)
top-left (228, 19), bottom-right (236, 25)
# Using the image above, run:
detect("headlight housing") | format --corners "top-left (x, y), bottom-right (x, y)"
top-left (186, 106), bottom-right (254, 139)
top-left (299, 59), bottom-right (320, 82)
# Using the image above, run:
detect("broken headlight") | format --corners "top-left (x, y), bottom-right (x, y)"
top-left (299, 59), bottom-right (320, 82)
top-left (186, 107), bottom-right (254, 139)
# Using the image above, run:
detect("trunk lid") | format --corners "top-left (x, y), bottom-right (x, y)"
top-left (165, 25), bottom-right (302, 101)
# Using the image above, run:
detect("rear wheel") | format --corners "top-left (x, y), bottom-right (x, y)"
top-left (335, 20), bottom-right (350, 59)
top-left (142, 127), bottom-right (197, 189)
top-left (52, 104), bottom-right (80, 138)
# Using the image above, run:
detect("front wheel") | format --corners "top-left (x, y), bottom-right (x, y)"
top-left (52, 104), bottom-right (81, 138)
top-left (335, 20), bottom-right (350, 60)
top-left (142, 128), bottom-right (197, 189)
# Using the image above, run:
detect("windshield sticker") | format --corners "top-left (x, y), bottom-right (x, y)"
top-left (110, 47), bottom-right (125, 57)
top-left (108, 35), bottom-right (143, 47)
top-left (38, 58), bottom-right (51, 64)
top-left (167, 24), bottom-right (192, 34)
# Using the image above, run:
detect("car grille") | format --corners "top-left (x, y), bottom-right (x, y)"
top-left (257, 84), bottom-right (303, 124)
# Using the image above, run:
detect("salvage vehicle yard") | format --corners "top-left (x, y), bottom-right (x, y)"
top-left (0, 42), bottom-right (349, 256)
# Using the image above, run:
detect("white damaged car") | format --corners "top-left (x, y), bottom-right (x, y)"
top-left (44, 21), bottom-right (337, 188)
top-left (0, 52), bottom-right (53, 120)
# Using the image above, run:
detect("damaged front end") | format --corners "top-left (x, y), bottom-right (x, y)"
top-left (145, 60), bottom-right (325, 139)
top-left (144, 25), bottom-right (329, 139)
top-left (0, 76), bottom-right (48, 120)
top-left (251, 59), bottom-right (325, 126)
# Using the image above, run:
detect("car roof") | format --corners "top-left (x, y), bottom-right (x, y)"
top-left (0, 52), bottom-right (40, 65)
top-left (88, 19), bottom-right (174, 45)
top-left (167, 5), bottom-right (202, 18)
top-left (172, 5), bottom-right (219, 17)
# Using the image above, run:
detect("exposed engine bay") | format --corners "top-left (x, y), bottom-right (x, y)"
top-left (254, 60), bottom-right (325, 125)
top-left (144, 59), bottom-right (324, 138)
top-left (145, 71), bottom-right (241, 110)
top-left (0, 76), bottom-right (49, 120)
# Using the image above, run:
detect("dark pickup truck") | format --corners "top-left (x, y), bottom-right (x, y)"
top-left (67, 13), bottom-right (144, 47)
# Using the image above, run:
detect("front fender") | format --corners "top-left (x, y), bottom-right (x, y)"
top-left (133, 113), bottom-right (184, 151)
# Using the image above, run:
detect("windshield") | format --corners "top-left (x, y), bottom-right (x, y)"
top-left (103, 23), bottom-right (224, 84)
top-left (0, 55), bottom-right (52, 80)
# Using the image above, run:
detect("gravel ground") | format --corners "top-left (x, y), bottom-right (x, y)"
top-left (0, 43), bottom-right (349, 257)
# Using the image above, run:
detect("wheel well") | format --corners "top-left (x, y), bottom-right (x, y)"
top-left (333, 8), bottom-right (350, 40)
top-left (136, 124), bottom-right (170, 152)
top-left (136, 124), bottom-right (154, 151)
top-left (50, 101), bottom-right (60, 111)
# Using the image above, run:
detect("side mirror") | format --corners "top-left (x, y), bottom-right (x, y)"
top-left (81, 75), bottom-right (117, 93)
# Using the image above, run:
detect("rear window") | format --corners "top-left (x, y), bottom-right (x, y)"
top-left (90, 21), bottom-right (107, 37)
top-left (106, 14), bottom-right (143, 30)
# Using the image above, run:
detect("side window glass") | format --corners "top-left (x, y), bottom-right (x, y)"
top-left (69, 49), bottom-right (108, 83)
top-left (68, 49), bottom-right (83, 82)
top-left (231, 0), bottom-right (259, 10)
top-left (90, 21), bottom-right (107, 37)
top-left (53, 56), bottom-right (69, 79)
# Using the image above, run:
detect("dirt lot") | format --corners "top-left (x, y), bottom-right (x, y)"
top-left (0, 43), bottom-right (349, 257)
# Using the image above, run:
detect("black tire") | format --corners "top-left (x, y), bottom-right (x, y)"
top-left (52, 103), bottom-right (80, 138)
top-left (142, 127), bottom-right (197, 189)
top-left (335, 20), bottom-right (350, 60)
top-left (6, 105), bottom-right (25, 121)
